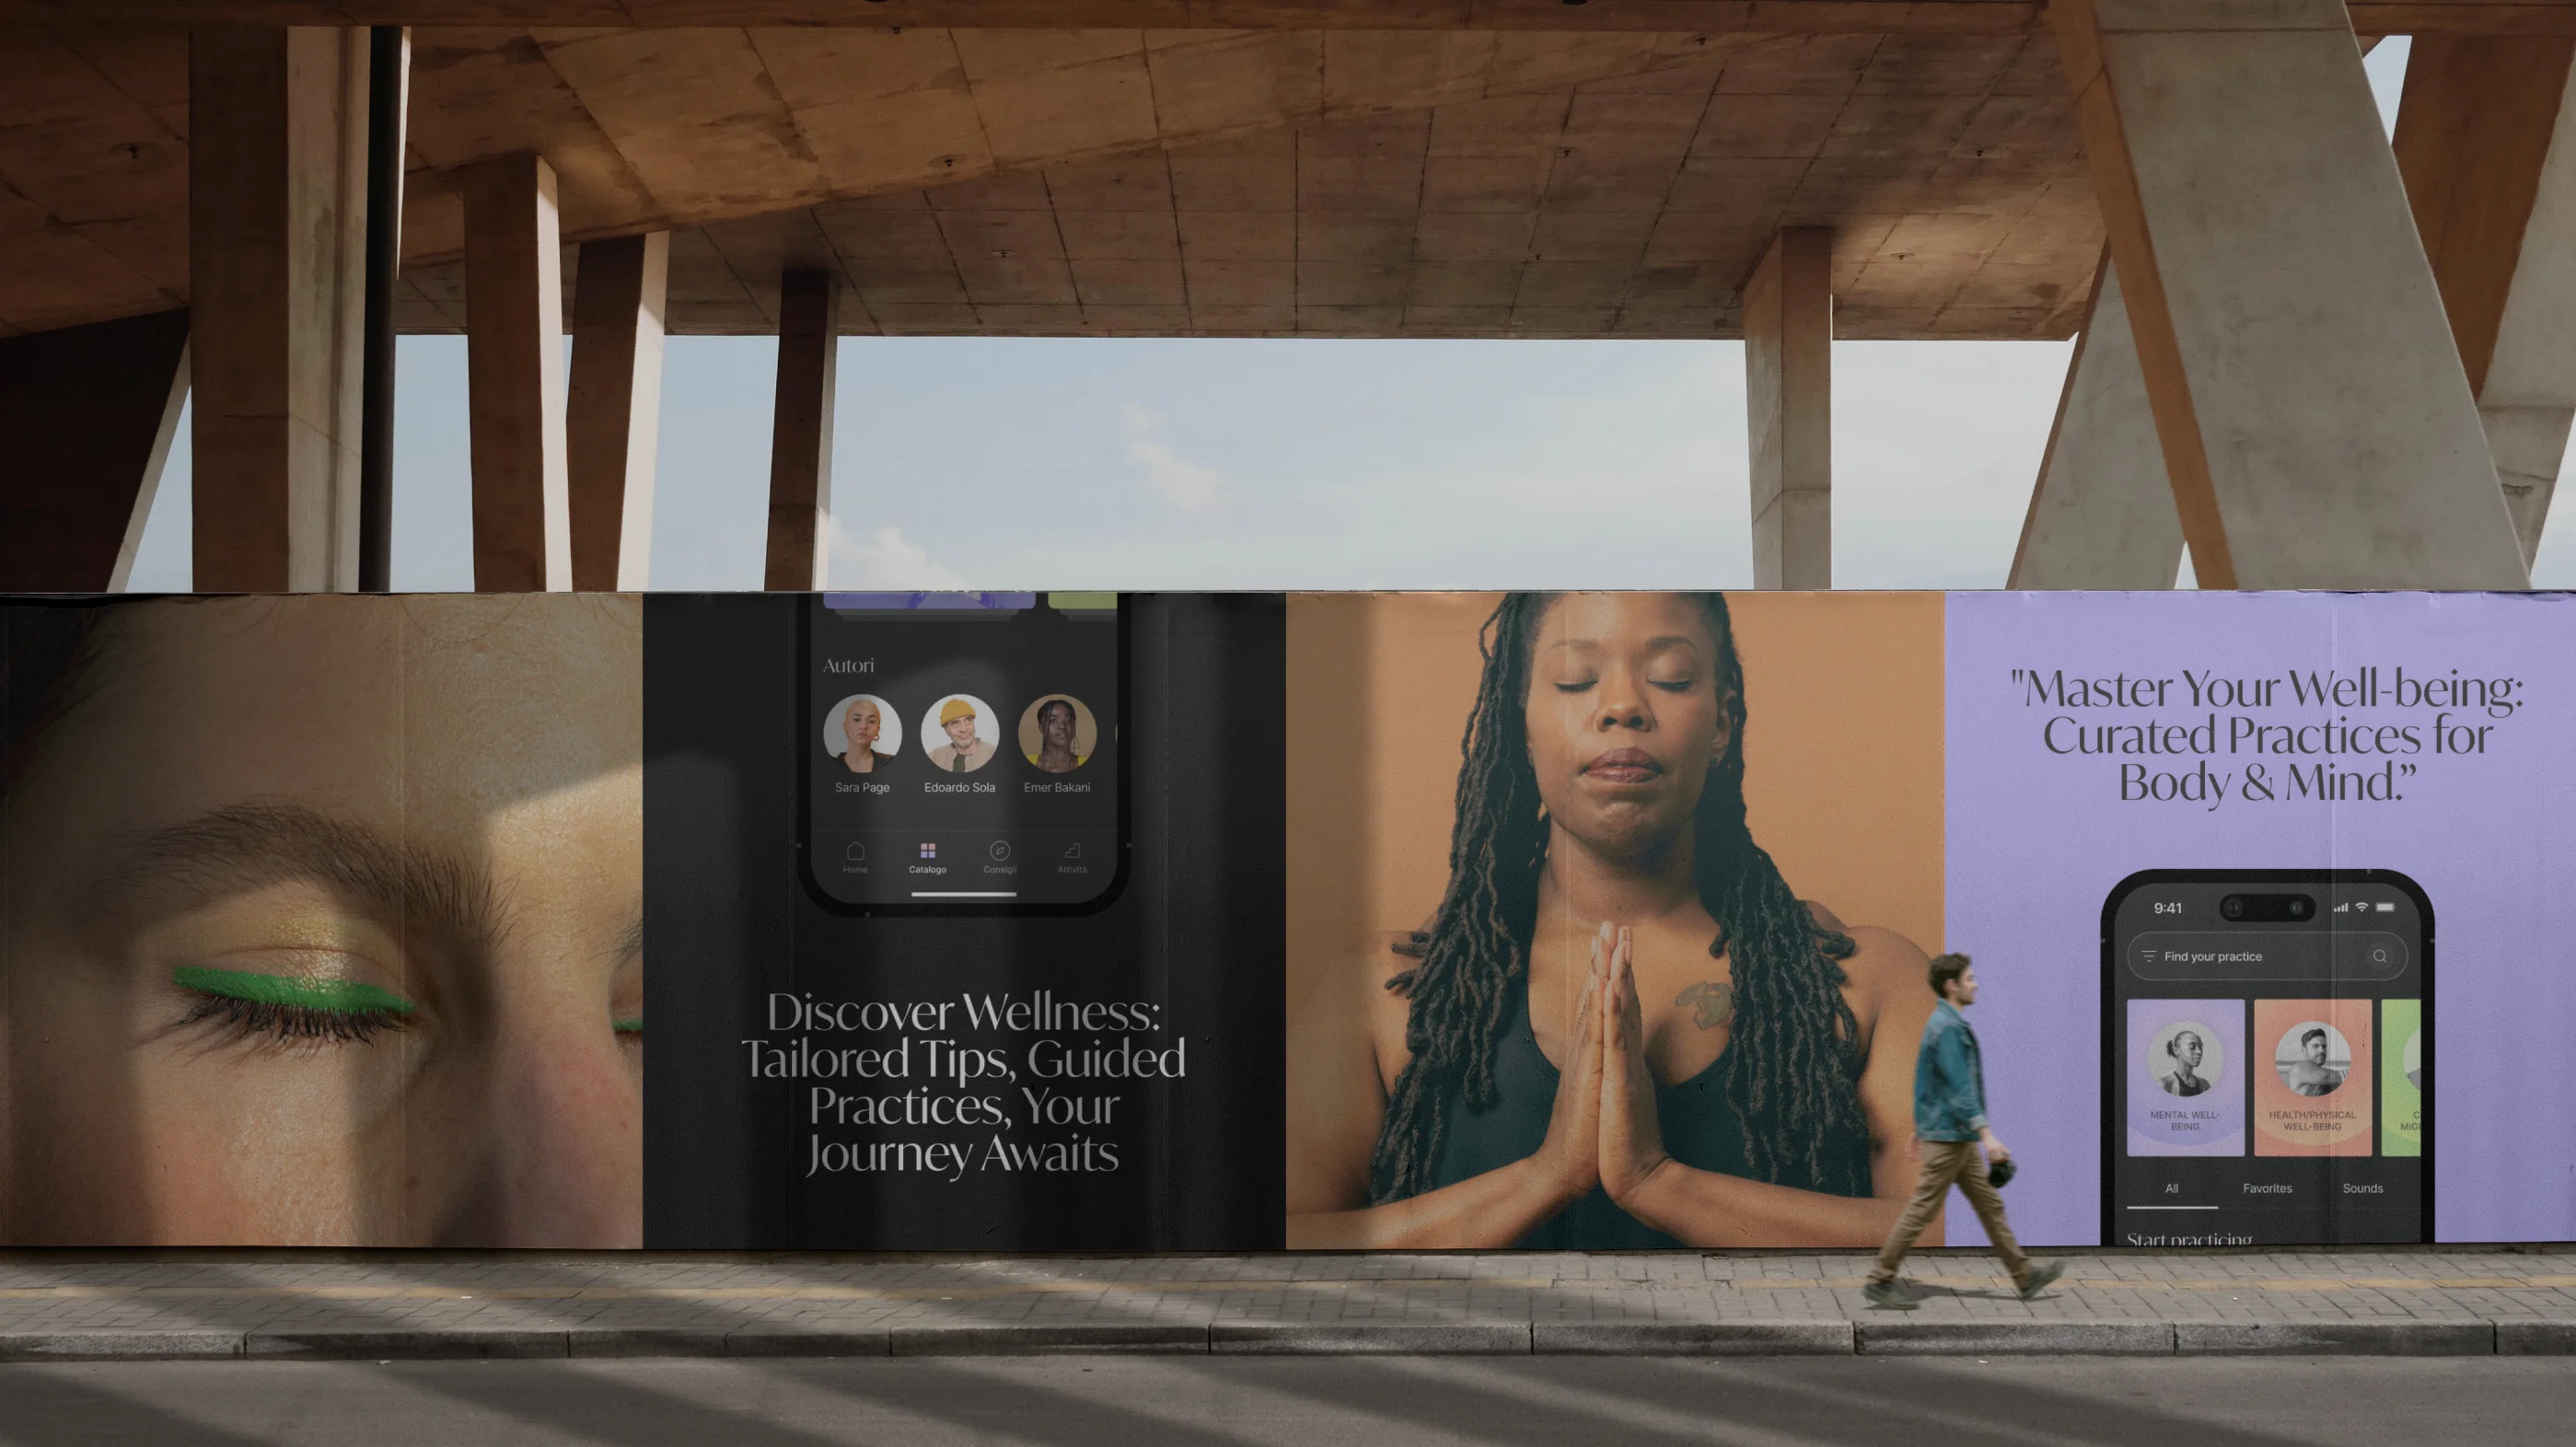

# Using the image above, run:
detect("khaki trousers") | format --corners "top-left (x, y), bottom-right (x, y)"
top-left (1870, 1140), bottom-right (2032, 1286)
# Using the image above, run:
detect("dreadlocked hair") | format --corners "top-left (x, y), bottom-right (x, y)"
top-left (1367, 593), bottom-right (1872, 1204)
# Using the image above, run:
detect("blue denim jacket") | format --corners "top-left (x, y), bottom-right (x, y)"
top-left (1913, 999), bottom-right (1989, 1142)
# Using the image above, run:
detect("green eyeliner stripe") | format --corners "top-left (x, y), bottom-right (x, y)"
top-left (612, 1018), bottom-right (645, 1035)
top-left (173, 967), bottom-right (417, 1014)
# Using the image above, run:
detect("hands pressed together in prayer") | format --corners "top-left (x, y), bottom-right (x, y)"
top-left (1532, 921), bottom-right (1678, 1211)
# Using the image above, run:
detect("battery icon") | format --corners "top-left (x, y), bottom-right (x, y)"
top-left (2374, 902), bottom-right (2396, 912)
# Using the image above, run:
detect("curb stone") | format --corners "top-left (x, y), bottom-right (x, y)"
top-left (894, 1324), bottom-right (1209, 1356)
top-left (567, 1328), bottom-right (735, 1359)
top-left (0, 1316), bottom-right (2563, 1362)
top-left (1213, 1322), bottom-right (1532, 1355)
top-left (2496, 1322), bottom-right (2576, 1355)
top-left (2174, 1321), bottom-right (2495, 1356)
top-left (0, 1331), bottom-right (244, 1362)
top-left (1857, 1321), bottom-right (2174, 1355)
top-left (724, 1329), bottom-right (893, 1358)
top-left (245, 1329), bottom-right (570, 1360)
top-left (1533, 1322), bottom-right (1854, 1355)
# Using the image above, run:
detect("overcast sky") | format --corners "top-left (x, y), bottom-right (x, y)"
top-left (132, 38), bottom-right (2574, 594)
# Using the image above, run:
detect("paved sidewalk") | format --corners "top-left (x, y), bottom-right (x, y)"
top-left (2, 1248), bottom-right (2571, 1361)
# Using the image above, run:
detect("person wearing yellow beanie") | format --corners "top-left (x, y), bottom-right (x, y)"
top-left (927, 696), bottom-right (997, 773)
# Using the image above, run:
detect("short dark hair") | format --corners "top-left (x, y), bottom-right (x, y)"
top-left (1927, 953), bottom-right (1970, 999)
top-left (2302, 1027), bottom-right (2327, 1048)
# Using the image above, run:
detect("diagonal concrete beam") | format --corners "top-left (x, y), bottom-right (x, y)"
top-left (2396, 33), bottom-right (2576, 563)
top-left (2008, 251), bottom-right (2183, 590)
top-left (2052, 0), bottom-right (2528, 589)
top-left (0, 311), bottom-right (191, 592)
top-left (764, 270), bottom-right (840, 592)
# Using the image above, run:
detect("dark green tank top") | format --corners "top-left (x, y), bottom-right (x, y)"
top-left (1419, 980), bottom-right (1874, 1248)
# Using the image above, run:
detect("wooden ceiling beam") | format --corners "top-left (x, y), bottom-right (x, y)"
top-left (13, 4), bottom-right (2576, 38)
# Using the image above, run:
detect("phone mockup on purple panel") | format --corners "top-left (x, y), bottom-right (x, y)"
top-left (2104, 871), bottom-right (2431, 1245)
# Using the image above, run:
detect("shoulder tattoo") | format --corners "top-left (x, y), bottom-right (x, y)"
top-left (1676, 979), bottom-right (1735, 1031)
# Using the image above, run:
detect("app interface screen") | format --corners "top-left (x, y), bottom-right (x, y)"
top-left (806, 592), bottom-right (1122, 909)
top-left (2106, 875), bottom-right (2427, 1244)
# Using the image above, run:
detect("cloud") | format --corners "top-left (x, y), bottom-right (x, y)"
top-left (1119, 403), bottom-right (1224, 512)
top-left (824, 518), bottom-right (966, 589)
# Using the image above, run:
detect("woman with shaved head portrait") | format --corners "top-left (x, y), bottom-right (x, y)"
top-left (0, 596), bottom-right (642, 1247)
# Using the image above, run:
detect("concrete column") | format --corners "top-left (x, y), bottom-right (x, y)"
top-left (566, 232), bottom-right (669, 591)
top-left (357, 25), bottom-right (410, 593)
top-left (1743, 227), bottom-right (1832, 591)
top-left (188, 26), bottom-right (369, 593)
top-left (763, 270), bottom-right (840, 592)
top-left (0, 311), bottom-right (191, 592)
top-left (459, 153), bottom-right (571, 593)
top-left (2051, 0), bottom-right (2527, 589)
top-left (2396, 35), bottom-right (2576, 564)
top-left (2009, 253), bottom-right (2184, 589)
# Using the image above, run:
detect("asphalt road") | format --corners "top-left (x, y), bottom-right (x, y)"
top-left (0, 1355), bottom-right (2568, 1446)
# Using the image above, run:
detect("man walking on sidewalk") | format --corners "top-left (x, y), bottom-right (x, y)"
top-left (1865, 953), bottom-right (2063, 1310)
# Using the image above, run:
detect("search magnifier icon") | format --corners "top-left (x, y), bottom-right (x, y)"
top-left (2372, 947), bottom-right (2389, 964)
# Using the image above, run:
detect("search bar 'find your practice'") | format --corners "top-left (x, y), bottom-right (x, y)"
top-left (2125, 931), bottom-right (2409, 982)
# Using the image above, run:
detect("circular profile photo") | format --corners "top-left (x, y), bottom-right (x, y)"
top-left (2274, 1021), bottom-right (2352, 1097)
top-left (2404, 1028), bottom-right (2422, 1093)
top-left (922, 693), bottom-right (1000, 773)
top-left (823, 694), bottom-right (901, 774)
top-left (2151, 1021), bottom-right (2222, 1099)
top-left (1018, 694), bottom-right (1098, 774)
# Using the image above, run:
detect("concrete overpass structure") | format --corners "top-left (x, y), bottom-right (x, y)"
top-left (3, 2), bottom-right (2572, 592)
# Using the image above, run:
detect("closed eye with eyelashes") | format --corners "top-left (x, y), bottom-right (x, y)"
top-left (171, 965), bottom-right (417, 1046)
top-left (170, 964), bottom-right (641, 1047)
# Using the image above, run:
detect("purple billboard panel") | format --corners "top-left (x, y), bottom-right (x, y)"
top-left (1947, 591), bottom-right (2576, 1245)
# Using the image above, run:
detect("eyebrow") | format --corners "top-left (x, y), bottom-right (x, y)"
top-left (1541, 635), bottom-right (1707, 654)
top-left (91, 802), bottom-right (507, 955)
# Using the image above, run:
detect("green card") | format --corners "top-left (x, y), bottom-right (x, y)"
top-left (2381, 999), bottom-right (2422, 1157)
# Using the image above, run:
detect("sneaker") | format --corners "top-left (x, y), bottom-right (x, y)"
top-left (1862, 1279), bottom-right (1919, 1312)
top-left (2016, 1261), bottom-right (2065, 1301)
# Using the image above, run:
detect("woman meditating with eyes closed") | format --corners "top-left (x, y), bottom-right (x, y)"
top-left (1284, 592), bottom-right (1936, 1248)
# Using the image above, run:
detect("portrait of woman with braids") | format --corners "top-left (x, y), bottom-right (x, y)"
top-left (1284, 592), bottom-right (1937, 1248)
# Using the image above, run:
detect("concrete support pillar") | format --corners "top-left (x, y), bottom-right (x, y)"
top-left (566, 232), bottom-right (669, 591)
top-left (2396, 35), bottom-right (2576, 564)
top-left (1743, 227), bottom-right (1832, 591)
top-left (460, 153), bottom-right (571, 593)
top-left (763, 270), bottom-right (840, 592)
top-left (188, 26), bottom-right (369, 593)
top-left (357, 25), bottom-right (410, 593)
top-left (2051, 0), bottom-right (2527, 589)
top-left (0, 311), bottom-right (191, 592)
top-left (2009, 253), bottom-right (2184, 589)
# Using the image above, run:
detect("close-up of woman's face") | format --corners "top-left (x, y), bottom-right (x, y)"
top-left (1039, 702), bottom-right (1074, 748)
top-left (1521, 593), bottom-right (1734, 860)
top-left (2176, 1033), bottom-right (2203, 1069)
top-left (843, 700), bottom-right (880, 752)
top-left (0, 596), bottom-right (643, 1247)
